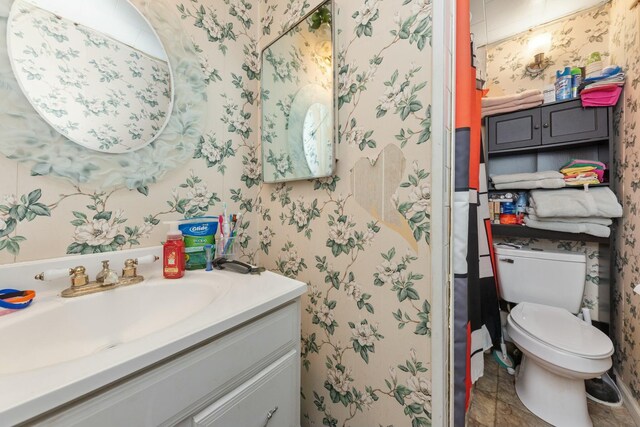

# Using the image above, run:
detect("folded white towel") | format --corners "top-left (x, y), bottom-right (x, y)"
top-left (481, 89), bottom-right (543, 108)
top-left (529, 187), bottom-right (622, 218)
top-left (524, 217), bottom-right (610, 238)
top-left (526, 209), bottom-right (613, 226)
top-left (494, 179), bottom-right (566, 190)
top-left (491, 171), bottom-right (563, 184)
top-left (481, 100), bottom-right (543, 118)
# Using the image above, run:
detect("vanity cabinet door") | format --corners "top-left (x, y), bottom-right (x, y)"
top-left (487, 108), bottom-right (542, 152)
top-left (192, 350), bottom-right (298, 427)
top-left (541, 100), bottom-right (608, 145)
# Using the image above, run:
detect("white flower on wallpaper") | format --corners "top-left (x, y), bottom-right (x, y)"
top-left (8, 0), bottom-right (172, 154)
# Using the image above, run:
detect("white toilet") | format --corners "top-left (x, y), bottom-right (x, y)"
top-left (494, 245), bottom-right (614, 427)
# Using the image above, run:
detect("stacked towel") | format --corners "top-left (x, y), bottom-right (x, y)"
top-left (579, 66), bottom-right (625, 107)
top-left (481, 89), bottom-right (544, 118)
top-left (559, 159), bottom-right (606, 187)
top-left (525, 187), bottom-right (622, 237)
top-left (490, 171), bottom-right (565, 190)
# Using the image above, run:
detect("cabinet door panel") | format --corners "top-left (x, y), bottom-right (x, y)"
top-left (193, 350), bottom-right (298, 427)
top-left (487, 108), bottom-right (541, 152)
top-left (541, 100), bottom-right (608, 145)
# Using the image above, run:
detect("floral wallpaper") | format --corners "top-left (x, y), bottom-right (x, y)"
top-left (484, 3), bottom-right (611, 96)
top-left (0, 0), bottom-right (261, 264)
top-left (610, 0), bottom-right (640, 409)
top-left (8, 0), bottom-right (172, 154)
top-left (258, 0), bottom-right (434, 426)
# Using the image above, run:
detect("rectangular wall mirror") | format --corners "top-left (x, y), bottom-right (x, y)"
top-left (260, 0), bottom-right (335, 183)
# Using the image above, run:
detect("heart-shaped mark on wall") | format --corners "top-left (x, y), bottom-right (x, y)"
top-left (350, 144), bottom-right (417, 251)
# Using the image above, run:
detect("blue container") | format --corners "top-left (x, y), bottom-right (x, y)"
top-left (555, 67), bottom-right (572, 101)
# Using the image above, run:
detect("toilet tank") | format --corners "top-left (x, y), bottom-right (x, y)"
top-left (493, 245), bottom-right (587, 314)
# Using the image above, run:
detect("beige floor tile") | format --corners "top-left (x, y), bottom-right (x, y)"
top-left (495, 400), bottom-right (552, 427)
top-left (468, 388), bottom-right (498, 426)
top-left (610, 403), bottom-right (638, 427)
top-left (588, 399), bottom-right (616, 427)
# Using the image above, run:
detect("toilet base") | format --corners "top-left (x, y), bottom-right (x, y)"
top-left (515, 354), bottom-right (592, 427)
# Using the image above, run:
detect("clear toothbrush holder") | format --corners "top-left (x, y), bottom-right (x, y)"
top-left (216, 235), bottom-right (237, 261)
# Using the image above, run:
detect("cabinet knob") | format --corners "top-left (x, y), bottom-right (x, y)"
top-left (264, 406), bottom-right (278, 426)
top-left (543, 123), bottom-right (549, 128)
top-left (534, 125), bottom-right (540, 129)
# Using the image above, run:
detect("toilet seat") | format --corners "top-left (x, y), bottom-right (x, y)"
top-left (509, 302), bottom-right (613, 359)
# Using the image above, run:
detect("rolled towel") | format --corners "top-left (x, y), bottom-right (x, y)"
top-left (491, 171), bottom-right (563, 185)
top-left (526, 209), bottom-right (613, 226)
top-left (529, 187), bottom-right (622, 218)
top-left (481, 89), bottom-right (543, 108)
top-left (494, 179), bottom-right (566, 190)
top-left (524, 217), bottom-right (610, 238)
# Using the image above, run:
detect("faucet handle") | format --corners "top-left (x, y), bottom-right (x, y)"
top-left (70, 266), bottom-right (89, 288)
top-left (35, 267), bottom-right (73, 281)
top-left (136, 255), bottom-right (159, 265)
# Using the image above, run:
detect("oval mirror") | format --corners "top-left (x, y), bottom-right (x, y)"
top-left (303, 102), bottom-right (331, 176)
top-left (6, 0), bottom-right (173, 154)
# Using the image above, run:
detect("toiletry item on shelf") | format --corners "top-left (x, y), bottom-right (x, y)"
top-left (500, 201), bottom-right (518, 225)
top-left (570, 67), bottom-right (582, 98)
top-left (555, 67), bottom-right (572, 101)
top-left (178, 217), bottom-right (218, 270)
top-left (163, 221), bottom-right (185, 279)
top-left (543, 85), bottom-right (556, 103)
top-left (515, 192), bottom-right (528, 225)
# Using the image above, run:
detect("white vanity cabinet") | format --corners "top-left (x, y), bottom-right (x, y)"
top-left (31, 301), bottom-right (301, 427)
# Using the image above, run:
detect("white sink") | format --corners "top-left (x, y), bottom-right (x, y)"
top-left (0, 277), bottom-right (230, 374)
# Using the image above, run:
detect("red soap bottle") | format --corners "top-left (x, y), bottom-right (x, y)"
top-left (163, 222), bottom-right (185, 279)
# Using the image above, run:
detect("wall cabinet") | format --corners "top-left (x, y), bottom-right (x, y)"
top-left (487, 99), bottom-right (609, 153)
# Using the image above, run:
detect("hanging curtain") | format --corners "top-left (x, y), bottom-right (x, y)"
top-left (453, 1), bottom-right (501, 425)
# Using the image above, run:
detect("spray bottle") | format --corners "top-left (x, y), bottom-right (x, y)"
top-left (163, 221), bottom-right (185, 279)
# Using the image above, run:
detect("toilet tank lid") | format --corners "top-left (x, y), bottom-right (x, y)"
top-left (493, 245), bottom-right (586, 263)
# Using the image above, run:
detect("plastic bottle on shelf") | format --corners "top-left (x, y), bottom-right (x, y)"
top-left (570, 67), bottom-right (582, 98)
top-left (555, 67), bottom-right (572, 101)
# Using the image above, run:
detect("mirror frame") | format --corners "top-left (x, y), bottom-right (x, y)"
top-left (260, 0), bottom-right (337, 184)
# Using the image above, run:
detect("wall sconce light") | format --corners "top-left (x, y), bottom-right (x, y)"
top-left (525, 32), bottom-right (552, 78)
top-left (525, 52), bottom-right (551, 77)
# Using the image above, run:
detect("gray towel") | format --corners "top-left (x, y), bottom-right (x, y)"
top-left (529, 187), bottom-right (622, 218)
top-left (524, 217), bottom-right (610, 238)
top-left (526, 209), bottom-right (613, 226)
top-left (490, 171), bottom-right (564, 185)
top-left (494, 179), bottom-right (565, 190)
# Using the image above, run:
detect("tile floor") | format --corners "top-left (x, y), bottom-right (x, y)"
top-left (466, 352), bottom-right (637, 427)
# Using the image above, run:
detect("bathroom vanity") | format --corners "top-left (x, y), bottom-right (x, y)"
top-left (0, 247), bottom-right (306, 426)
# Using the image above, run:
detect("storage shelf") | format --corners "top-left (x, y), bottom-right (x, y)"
top-left (488, 137), bottom-right (609, 156)
top-left (491, 224), bottom-right (610, 244)
top-left (489, 182), bottom-right (611, 192)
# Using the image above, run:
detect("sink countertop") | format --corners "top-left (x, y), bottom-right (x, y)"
top-left (0, 267), bottom-right (306, 426)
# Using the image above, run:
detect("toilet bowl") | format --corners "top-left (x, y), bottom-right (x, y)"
top-left (493, 245), bottom-right (615, 427)
top-left (506, 302), bottom-right (613, 427)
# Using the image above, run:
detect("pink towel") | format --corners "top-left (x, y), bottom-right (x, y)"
top-left (581, 86), bottom-right (622, 107)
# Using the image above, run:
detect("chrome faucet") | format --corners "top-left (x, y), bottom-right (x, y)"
top-left (35, 256), bottom-right (159, 298)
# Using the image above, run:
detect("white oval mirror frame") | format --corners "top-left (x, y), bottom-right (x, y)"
top-left (6, 0), bottom-right (174, 154)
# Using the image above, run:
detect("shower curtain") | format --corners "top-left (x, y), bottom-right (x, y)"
top-left (453, 1), bottom-right (501, 425)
